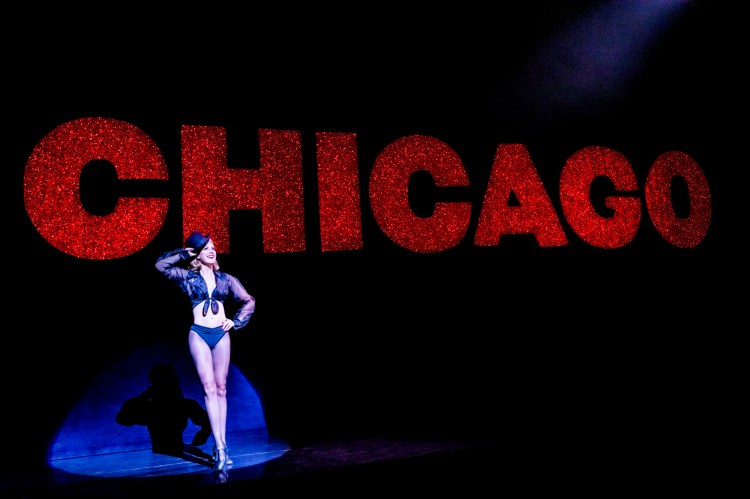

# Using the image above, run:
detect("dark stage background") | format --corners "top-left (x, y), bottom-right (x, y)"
top-left (4, 1), bottom-right (742, 490)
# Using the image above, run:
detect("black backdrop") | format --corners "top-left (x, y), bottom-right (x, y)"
top-left (5, 1), bottom-right (742, 481)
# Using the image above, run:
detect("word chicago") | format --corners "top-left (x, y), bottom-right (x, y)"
top-left (23, 117), bottom-right (710, 260)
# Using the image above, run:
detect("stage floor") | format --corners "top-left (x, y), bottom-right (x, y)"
top-left (1, 431), bottom-right (727, 497)
top-left (2, 434), bottom-right (498, 497)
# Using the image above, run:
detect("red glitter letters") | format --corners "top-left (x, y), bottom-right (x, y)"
top-left (23, 117), bottom-right (711, 259)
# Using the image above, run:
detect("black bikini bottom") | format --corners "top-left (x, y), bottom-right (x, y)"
top-left (190, 324), bottom-right (226, 350)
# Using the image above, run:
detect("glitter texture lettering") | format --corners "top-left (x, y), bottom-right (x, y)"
top-left (24, 117), bottom-right (169, 259)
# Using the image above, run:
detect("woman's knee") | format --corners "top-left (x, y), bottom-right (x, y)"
top-left (215, 383), bottom-right (227, 397)
top-left (202, 381), bottom-right (218, 398)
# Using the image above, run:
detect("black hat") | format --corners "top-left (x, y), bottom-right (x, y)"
top-left (185, 231), bottom-right (210, 253)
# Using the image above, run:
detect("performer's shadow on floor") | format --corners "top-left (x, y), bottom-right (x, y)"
top-left (116, 362), bottom-right (214, 468)
top-left (175, 445), bottom-right (214, 467)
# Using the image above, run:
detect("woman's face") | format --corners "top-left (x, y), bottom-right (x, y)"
top-left (197, 240), bottom-right (217, 265)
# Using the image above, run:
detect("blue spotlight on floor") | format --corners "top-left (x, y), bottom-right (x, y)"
top-left (47, 342), bottom-right (288, 480)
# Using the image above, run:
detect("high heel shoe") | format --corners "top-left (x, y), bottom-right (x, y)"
top-left (223, 441), bottom-right (234, 469)
top-left (213, 445), bottom-right (227, 471)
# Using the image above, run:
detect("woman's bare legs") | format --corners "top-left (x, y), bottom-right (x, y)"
top-left (189, 331), bottom-right (231, 468)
